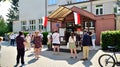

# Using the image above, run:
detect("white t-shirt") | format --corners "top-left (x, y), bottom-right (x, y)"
top-left (52, 32), bottom-right (60, 44)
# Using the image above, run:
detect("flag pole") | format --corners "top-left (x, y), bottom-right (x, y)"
top-left (45, 0), bottom-right (47, 31)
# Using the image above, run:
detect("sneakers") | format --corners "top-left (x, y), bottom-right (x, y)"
top-left (70, 56), bottom-right (77, 59)
top-left (75, 56), bottom-right (77, 58)
top-left (20, 64), bottom-right (26, 67)
top-left (70, 56), bottom-right (73, 58)
top-left (80, 58), bottom-right (88, 61)
top-left (14, 64), bottom-right (18, 67)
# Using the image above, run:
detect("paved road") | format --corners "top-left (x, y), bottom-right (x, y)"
top-left (0, 41), bottom-right (120, 67)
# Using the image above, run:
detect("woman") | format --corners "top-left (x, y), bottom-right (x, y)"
top-left (33, 30), bottom-right (42, 59)
top-left (25, 34), bottom-right (31, 51)
top-left (91, 30), bottom-right (96, 50)
top-left (52, 30), bottom-right (60, 55)
top-left (68, 32), bottom-right (77, 58)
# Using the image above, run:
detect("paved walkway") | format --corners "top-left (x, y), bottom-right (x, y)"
top-left (0, 41), bottom-right (120, 67)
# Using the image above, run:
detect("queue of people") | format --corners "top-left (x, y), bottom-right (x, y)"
top-left (1, 29), bottom-right (96, 66)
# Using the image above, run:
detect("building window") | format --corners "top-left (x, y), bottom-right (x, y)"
top-left (96, 5), bottom-right (103, 15)
top-left (84, 21), bottom-right (95, 29)
top-left (81, 6), bottom-right (87, 10)
top-left (21, 21), bottom-right (27, 31)
top-left (76, 0), bottom-right (88, 2)
top-left (66, 0), bottom-right (72, 4)
top-left (115, 6), bottom-right (120, 14)
top-left (48, 0), bottom-right (57, 5)
top-left (29, 20), bottom-right (36, 31)
top-left (38, 19), bottom-right (43, 30)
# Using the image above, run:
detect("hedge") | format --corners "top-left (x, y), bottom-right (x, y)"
top-left (101, 30), bottom-right (120, 50)
top-left (42, 32), bottom-right (48, 45)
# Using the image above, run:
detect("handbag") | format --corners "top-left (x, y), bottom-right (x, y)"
top-left (67, 42), bottom-right (69, 48)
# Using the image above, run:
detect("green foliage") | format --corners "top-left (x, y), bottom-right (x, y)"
top-left (7, 0), bottom-right (19, 22)
top-left (23, 31), bottom-right (29, 37)
top-left (7, 21), bottom-right (13, 32)
top-left (0, 17), bottom-right (9, 36)
top-left (42, 32), bottom-right (48, 45)
top-left (101, 30), bottom-right (120, 50)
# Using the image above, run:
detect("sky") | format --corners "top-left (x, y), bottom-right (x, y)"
top-left (0, 1), bottom-right (11, 20)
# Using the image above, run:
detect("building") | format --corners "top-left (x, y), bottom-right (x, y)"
top-left (13, 0), bottom-right (120, 45)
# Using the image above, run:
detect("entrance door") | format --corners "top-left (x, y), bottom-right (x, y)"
top-left (65, 22), bottom-right (75, 43)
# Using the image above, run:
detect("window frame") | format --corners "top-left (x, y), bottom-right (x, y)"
top-left (38, 19), bottom-right (43, 30)
top-left (21, 21), bottom-right (27, 31)
top-left (95, 5), bottom-right (103, 15)
top-left (29, 20), bottom-right (36, 31)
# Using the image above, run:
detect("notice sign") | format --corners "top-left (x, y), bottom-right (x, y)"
top-left (59, 28), bottom-right (66, 36)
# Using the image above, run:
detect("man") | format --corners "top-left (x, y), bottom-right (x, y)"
top-left (9, 33), bottom-right (16, 46)
top-left (14, 31), bottom-right (26, 67)
top-left (81, 30), bottom-right (92, 61)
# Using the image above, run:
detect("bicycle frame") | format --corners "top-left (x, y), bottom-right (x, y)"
top-left (113, 51), bottom-right (119, 63)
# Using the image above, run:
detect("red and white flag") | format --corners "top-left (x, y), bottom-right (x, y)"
top-left (42, 16), bottom-right (48, 27)
top-left (73, 12), bottom-right (81, 24)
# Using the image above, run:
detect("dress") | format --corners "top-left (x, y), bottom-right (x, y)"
top-left (34, 36), bottom-right (42, 48)
top-left (68, 36), bottom-right (76, 49)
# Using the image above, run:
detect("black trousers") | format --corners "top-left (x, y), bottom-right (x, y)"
top-left (16, 48), bottom-right (25, 64)
top-left (10, 39), bottom-right (15, 46)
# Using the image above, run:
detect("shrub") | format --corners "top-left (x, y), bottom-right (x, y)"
top-left (101, 30), bottom-right (120, 50)
top-left (42, 32), bottom-right (48, 45)
top-left (23, 31), bottom-right (29, 37)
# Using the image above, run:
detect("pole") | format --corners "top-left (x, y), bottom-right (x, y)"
top-left (90, 0), bottom-right (92, 13)
top-left (45, 0), bottom-right (47, 31)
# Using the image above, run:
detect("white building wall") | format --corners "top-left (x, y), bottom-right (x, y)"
top-left (13, 0), bottom-right (119, 32)
top-left (13, 21), bottom-right (21, 32)
top-left (19, 0), bottom-right (45, 20)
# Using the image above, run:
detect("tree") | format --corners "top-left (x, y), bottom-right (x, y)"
top-left (0, 16), bottom-right (8, 36)
top-left (7, 0), bottom-right (19, 22)
top-left (6, 0), bottom-right (19, 32)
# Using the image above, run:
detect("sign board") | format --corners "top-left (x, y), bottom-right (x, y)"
top-left (59, 28), bottom-right (66, 36)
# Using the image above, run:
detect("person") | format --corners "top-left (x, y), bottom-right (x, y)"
top-left (0, 37), bottom-right (3, 57)
top-left (47, 33), bottom-right (52, 50)
top-left (33, 30), bottom-right (42, 59)
top-left (76, 33), bottom-right (81, 47)
top-left (39, 29), bottom-right (43, 38)
top-left (68, 32), bottom-right (77, 58)
top-left (9, 33), bottom-right (16, 46)
top-left (80, 30), bottom-right (92, 61)
top-left (25, 34), bottom-right (31, 51)
top-left (52, 30), bottom-right (60, 55)
top-left (91, 30), bottom-right (96, 50)
top-left (15, 31), bottom-right (26, 67)
top-left (30, 33), bottom-right (35, 47)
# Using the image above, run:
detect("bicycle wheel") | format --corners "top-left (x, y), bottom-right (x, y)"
top-left (98, 54), bottom-right (115, 67)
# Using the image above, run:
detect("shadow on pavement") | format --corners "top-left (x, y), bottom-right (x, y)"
top-left (28, 58), bottom-right (38, 64)
top-left (26, 47), bottom-right (99, 65)
top-left (82, 50), bottom-right (98, 67)
top-left (27, 53), bottom-right (34, 57)
top-left (40, 50), bottom-right (79, 65)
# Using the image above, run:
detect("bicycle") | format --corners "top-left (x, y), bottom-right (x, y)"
top-left (98, 46), bottom-right (120, 67)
